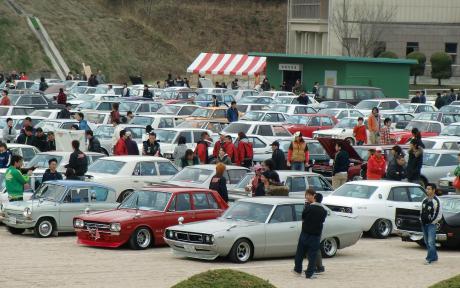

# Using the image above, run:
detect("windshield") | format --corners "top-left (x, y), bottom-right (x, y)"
top-left (271, 105), bottom-right (289, 113)
top-left (440, 198), bottom-right (460, 213)
top-left (157, 105), bottom-right (180, 115)
top-left (120, 191), bottom-right (171, 211)
top-left (94, 126), bottom-right (114, 139)
top-left (85, 113), bottom-right (106, 124)
top-left (273, 97), bottom-right (294, 105)
top-left (119, 102), bottom-right (139, 112)
top-left (94, 86), bottom-right (108, 94)
top-left (394, 104), bottom-right (415, 113)
top-left (335, 118), bottom-right (356, 129)
top-left (353, 147), bottom-right (371, 161)
top-left (28, 155), bottom-right (63, 168)
top-left (77, 101), bottom-right (97, 110)
top-left (76, 94), bottom-right (95, 101)
top-left (34, 184), bottom-right (67, 202)
top-left (241, 111), bottom-right (264, 121)
top-left (423, 153), bottom-right (440, 167)
top-left (422, 140), bottom-right (435, 149)
top-left (155, 130), bottom-right (177, 144)
top-left (236, 174), bottom-right (254, 189)
top-left (440, 106), bottom-right (460, 113)
top-left (287, 115), bottom-right (310, 125)
top-left (222, 201), bottom-right (273, 223)
top-left (333, 184), bottom-right (378, 199)
top-left (170, 167), bottom-right (213, 184)
top-left (405, 121), bottom-right (429, 132)
top-left (321, 109), bottom-right (340, 116)
top-left (195, 94), bottom-right (212, 101)
top-left (35, 121), bottom-right (61, 132)
top-left (160, 91), bottom-right (174, 100)
top-left (131, 116), bottom-right (154, 126)
top-left (30, 110), bottom-right (51, 118)
top-left (191, 108), bottom-right (212, 118)
top-left (356, 100), bottom-right (379, 110)
top-left (440, 125), bottom-right (460, 136)
top-left (88, 159), bottom-right (125, 174)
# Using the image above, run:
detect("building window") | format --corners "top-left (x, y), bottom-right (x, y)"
top-left (373, 41), bottom-right (386, 57)
top-left (445, 43), bottom-right (457, 63)
top-left (406, 42), bottom-right (419, 55)
top-left (291, 0), bottom-right (321, 19)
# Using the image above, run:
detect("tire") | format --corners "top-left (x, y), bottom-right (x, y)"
top-left (117, 190), bottom-right (133, 203)
top-left (370, 219), bottom-right (392, 239)
top-left (129, 227), bottom-right (153, 250)
top-left (7, 226), bottom-right (25, 235)
top-left (345, 137), bottom-right (355, 145)
top-left (34, 218), bottom-right (55, 238)
top-left (229, 238), bottom-right (253, 263)
top-left (320, 237), bottom-right (338, 258)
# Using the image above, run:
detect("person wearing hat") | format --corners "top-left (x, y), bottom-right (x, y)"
top-left (366, 147), bottom-right (386, 180)
top-left (246, 164), bottom-right (264, 196)
top-left (271, 141), bottom-right (286, 170)
top-left (194, 132), bottom-right (212, 164)
top-left (287, 132), bottom-right (309, 171)
top-left (143, 131), bottom-right (161, 156)
top-left (125, 131), bottom-right (139, 155)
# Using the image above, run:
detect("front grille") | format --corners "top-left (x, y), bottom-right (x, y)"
top-left (4, 210), bottom-right (26, 220)
top-left (326, 205), bottom-right (353, 213)
top-left (84, 221), bottom-right (110, 231)
top-left (395, 208), bottom-right (422, 232)
top-left (172, 231), bottom-right (204, 244)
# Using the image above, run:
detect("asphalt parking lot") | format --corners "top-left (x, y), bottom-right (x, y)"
top-left (1, 226), bottom-right (459, 288)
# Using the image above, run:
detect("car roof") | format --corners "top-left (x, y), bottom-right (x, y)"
top-left (0, 115), bottom-right (46, 120)
top-left (6, 144), bottom-right (37, 148)
top-left (183, 164), bottom-right (249, 170)
top-left (344, 180), bottom-right (421, 187)
top-left (233, 120), bottom-right (288, 126)
top-left (45, 180), bottom-right (114, 190)
top-left (156, 127), bottom-right (209, 132)
top-left (100, 156), bottom-right (170, 162)
top-left (37, 151), bottom-right (104, 156)
top-left (423, 149), bottom-right (459, 154)
top-left (0, 105), bottom-right (33, 109)
top-left (41, 119), bottom-right (77, 123)
top-left (238, 197), bottom-right (304, 205)
top-left (141, 186), bottom-right (214, 193)
top-left (276, 170), bottom-right (322, 177)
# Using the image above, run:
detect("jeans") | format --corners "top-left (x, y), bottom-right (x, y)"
top-left (294, 232), bottom-right (321, 277)
top-left (291, 162), bottom-right (305, 171)
top-left (422, 223), bottom-right (438, 262)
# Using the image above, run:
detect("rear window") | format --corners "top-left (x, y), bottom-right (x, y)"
top-left (333, 184), bottom-right (378, 199)
top-left (223, 123), bottom-right (251, 134)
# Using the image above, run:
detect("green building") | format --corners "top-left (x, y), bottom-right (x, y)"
top-left (249, 52), bottom-right (416, 98)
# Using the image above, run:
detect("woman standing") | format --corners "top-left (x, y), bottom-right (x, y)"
top-left (173, 136), bottom-right (188, 168)
top-left (110, 103), bottom-right (121, 124)
top-left (209, 163), bottom-right (228, 202)
top-left (385, 145), bottom-right (406, 181)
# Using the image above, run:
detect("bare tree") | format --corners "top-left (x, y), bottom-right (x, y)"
top-left (331, 0), bottom-right (396, 57)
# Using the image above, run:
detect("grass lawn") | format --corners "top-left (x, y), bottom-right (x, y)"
top-left (429, 274), bottom-right (460, 288)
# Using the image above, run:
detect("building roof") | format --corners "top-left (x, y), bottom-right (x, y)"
top-left (249, 52), bottom-right (417, 65)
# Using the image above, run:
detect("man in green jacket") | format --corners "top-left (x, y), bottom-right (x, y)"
top-left (5, 155), bottom-right (32, 201)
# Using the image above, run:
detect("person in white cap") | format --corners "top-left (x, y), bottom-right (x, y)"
top-left (287, 131), bottom-right (309, 171)
top-left (367, 147), bottom-right (386, 180)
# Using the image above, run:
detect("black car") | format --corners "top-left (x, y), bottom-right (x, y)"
top-left (8, 94), bottom-right (63, 110)
top-left (396, 195), bottom-right (460, 248)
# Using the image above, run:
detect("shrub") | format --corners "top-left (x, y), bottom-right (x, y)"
top-left (430, 52), bottom-right (453, 86)
top-left (378, 51), bottom-right (398, 59)
top-left (407, 51), bottom-right (426, 85)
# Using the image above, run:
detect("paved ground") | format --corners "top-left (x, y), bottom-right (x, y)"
top-left (1, 226), bottom-right (459, 288)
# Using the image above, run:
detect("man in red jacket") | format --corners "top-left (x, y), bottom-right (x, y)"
top-left (213, 132), bottom-right (227, 159)
top-left (236, 132), bottom-right (253, 168)
top-left (194, 132), bottom-right (212, 164)
top-left (224, 135), bottom-right (238, 164)
top-left (113, 130), bottom-right (128, 156)
top-left (367, 147), bottom-right (386, 180)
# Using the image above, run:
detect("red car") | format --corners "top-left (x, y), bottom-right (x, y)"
top-left (74, 187), bottom-right (228, 250)
top-left (284, 114), bottom-right (337, 138)
top-left (389, 120), bottom-right (442, 144)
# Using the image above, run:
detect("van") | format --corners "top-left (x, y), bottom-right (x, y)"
top-left (317, 85), bottom-right (385, 105)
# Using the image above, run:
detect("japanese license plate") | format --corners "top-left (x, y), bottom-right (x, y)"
top-left (9, 217), bottom-right (17, 225)
top-left (183, 244), bottom-right (196, 252)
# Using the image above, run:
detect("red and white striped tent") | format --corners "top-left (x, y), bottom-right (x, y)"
top-left (187, 53), bottom-right (266, 76)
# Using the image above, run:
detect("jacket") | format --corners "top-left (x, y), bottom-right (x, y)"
top-left (271, 148), bottom-right (286, 170)
top-left (236, 138), bottom-right (253, 166)
top-left (0, 150), bottom-right (12, 168)
top-left (407, 147), bottom-right (423, 180)
top-left (211, 154), bottom-right (232, 165)
top-left (195, 140), bottom-right (210, 164)
top-left (301, 202), bottom-right (327, 236)
top-left (42, 169), bottom-right (63, 183)
top-left (126, 138), bottom-right (140, 155)
top-left (110, 110), bottom-right (120, 124)
top-left (224, 142), bottom-right (238, 163)
top-left (143, 140), bottom-right (161, 156)
top-left (180, 156), bottom-right (200, 168)
top-left (288, 141), bottom-right (309, 163)
top-left (2, 125), bottom-right (17, 143)
top-left (421, 196), bottom-right (442, 225)
top-left (333, 150), bottom-right (350, 175)
top-left (58, 108), bottom-right (71, 119)
top-left (5, 166), bottom-right (29, 199)
top-left (78, 120), bottom-right (91, 131)
top-left (213, 141), bottom-right (226, 158)
top-left (454, 165), bottom-right (460, 177)
top-left (113, 138), bottom-right (128, 155)
top-left (16, 134), bottom-right (34, 146)
top-left (88, 137), bottom-right (102, 153)
top-left (46, 140), bottom-right (56, 152)
top-left (367, 114), bottom-right (380, 132)
top-left (143, 90), bottom-right (153, 99)
top-left (56, 92), bottom-right (67, 105)
top-left (385, 158), bottom-right (406, 181)
top-left (0, 96), bottom-right (10, 105)
top-left (32, 135), bottom-right (48, 152)
top-left (67, 150), bottom-right (88, 176)
top-left (366, 154), bottom-right (386, 180)
top-left (226, 107), bottom-right (239, 122)
top-left (209, 176), bottom-right (228, 202)
top-left (435, 96), bottom-right (445, 109)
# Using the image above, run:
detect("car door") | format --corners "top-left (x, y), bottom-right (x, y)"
top-left (131, 161), bottom-right (160, 188)
top-left (305, 116), bottom-right (321, 137)
top-left (59, 187), bottom-right (90, 230)
top-left (265, 204), bottom-right (299, 257)
top-left (386, 187), bottom-right (417, 223)
top-left (247, 136), bottom-right (270, 161)
top-left (255, 125), bottom-right (274, 137)
top-left (163, 192), bottom-right (195, 228)
top-left (178, 131), bottom-right (195, 150)
top-left (226, 169), bottom-right (249, 188)
top-left (157, 161), bottom-right (179, 177)
top-left (88, 186), bottom-right (117, 211)
top-left (191, 192), bottom-right (222, 221)
top-left (431, 153), bottom-right (458, 182)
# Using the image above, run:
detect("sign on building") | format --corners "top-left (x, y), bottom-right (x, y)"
top-left (279, 63), bottom-right (302, 71)
top-left (324, 70), bottom-right (337, 86)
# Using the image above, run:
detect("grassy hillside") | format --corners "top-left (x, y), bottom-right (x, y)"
top-left (0, 1), bottom-right (52, 76)
top-left (15, 0), bottom-right (286, 82)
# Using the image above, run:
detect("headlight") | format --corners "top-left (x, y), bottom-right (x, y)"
top-left (23, 207), bottom-right (32, 217)
top-left (74, 219), bottom-right (84, 228)
top-left (109, 223), bottom-right (121, 232)
top-left (203, 234), bottom-right (214, 244)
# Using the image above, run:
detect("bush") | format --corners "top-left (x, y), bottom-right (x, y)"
top-left (407, 51), bottom-right (426, 85)
top-left (429, 274), bottom-right (460, 288)
top-left (430, 52), bottom-right (453, 86)
top-left (378, 51), bottom-right (398, 59)
top-left (172, 269), bottom-right (277, 288)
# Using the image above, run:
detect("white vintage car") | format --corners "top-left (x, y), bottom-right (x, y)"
top-left (153, 128), bottom-right (213, 160)
top-left (86, 156), bottom-right (178, 201)
top-left (313, 117), bottom-right (368, 145)
top-left (164, 197), bottom-right (362, 263)
top-left (323, 181), bottom-right (426, 238)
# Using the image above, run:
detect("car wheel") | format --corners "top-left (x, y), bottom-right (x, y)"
top-left (370, 219), bottom-right (392, 239)
top-left (34, 218), bottom-right (55, 238)
top-left (7, 226), bottom-right (25, 235)
top-left (129, 227), bottom-right (152, 250)
top-left (229, 238), bottom-right (253, 263)
top-left (345, 137), bottom-right (355, 145)
top-left (320, 237), bottom-right (338, 258)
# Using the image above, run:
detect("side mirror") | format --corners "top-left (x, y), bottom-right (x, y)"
top-left (178, 216), bottom-right (184, 225)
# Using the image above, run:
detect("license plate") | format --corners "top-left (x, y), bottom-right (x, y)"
top-left (183, 244), bottom-right (196, 252)
top-left (9, 217), bottom-right (17, 225)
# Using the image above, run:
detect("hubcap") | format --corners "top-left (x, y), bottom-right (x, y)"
top-left (39, 221), bottom-right (52, 237)
top-left (236, 242), bottom-right (251, 262)
top-left (136, 229), bottom-right (151, 248)
top-left (378, 220), bottom-right (391, 236)
top-left (323, 238), bottom-right (337, 256)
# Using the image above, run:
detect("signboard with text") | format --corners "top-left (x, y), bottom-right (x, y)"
top-left (279, 63), bottom-right (302, 71)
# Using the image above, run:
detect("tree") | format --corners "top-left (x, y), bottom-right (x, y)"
top-left (378, 51), bottom-right (398, 59)
top-left (331, 1), bottom-right (396, 57)
top-left (406, 51), bottom-right (426, 85)
top-left (430, 52), bottom-right (452, 86)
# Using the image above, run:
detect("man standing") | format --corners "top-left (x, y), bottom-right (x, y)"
top-left (231, 79), bottom-right (239, 90)
top-left (113, 130), bottom-right (128, 156)
top-left (224, 135), bottom-right (238, 164)
top-left (226, 101), bottom-right (239, 123)
top-left (353, 117), bottom-right (367, 145)
top-left (293, 188), bottom-right (327, 279)
top-left (143, 132), bottom-right (161, 156)
top-left (271, 141), bottom-right (286, 170)
top-left (16, 126), bottom-right (34, 145)
top-left (213, 132), bottom-right (227, 159)
top-left (311, 82), bottom-right (320, 96)
top-left (5, 155), bottom-right (32, 201)
top-left (122, 83), bottom-right (130, 97)
top-left (420, 91), bottom-right (427, 104)
top-left (42, 158), bottom-right (63, 183)
top-left (367, 107), bottom-right (380, 145)
top-left (195, 132), bottom-right (212, 164)
top-left (297, 92), bottom-right (309, 105)
top-left (58, 103), bottom-right (72, 119)
top-left (3, 117), bottom-right (17, 143)
top-left (143, 85), bottom-right (153, 98)
top-left (420, 183), bottom-right (442, 264)
top-left (332, 142), bottom-right (350, 189)
top-left (96, 70), bottom-right (106, 84)
top-left (236, 132), bottom-right (253, 168)
top-left (407, 139), bottom-right (423, 184)
top-left (32, 128), bottom-right (48, 152)
top-left (56, 88), bottom-right (67, 105)
top-left (46, 132), bottom-right (56, 151)
top-left (66, 140), bottom-right (88, 180)
top-left (0, 89), bottom-right (11, 105)
top-left (287, 132), bottom-right (309, 171)
top-left (367, 147), bottom-right (386, 180)
top-left (0, 143), bottom-right (12, 168)
top-left (125, 131), bottom-right (140, 155)
top-left (380, 118), bottom-right (393, 145)
top-left (86, 130), bottom-right (101, 153)
top-left (75, 112), bottom-right (91, 131)
top-left (411, 91), bottom-right (421, 103)
top-left (20, 117), bottom-right (35, 135)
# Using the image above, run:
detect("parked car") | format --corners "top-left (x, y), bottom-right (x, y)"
top-left (413, 149), bottom-right (459, 187)
top-left (1, 181), bottom-right (118, 237)
top-left (8, 94), bottom-right (62, 110)
top-left (285, 114), bottom-right (337, 138)
top-left (236, 104), bottom-right (270, 115)
top-left (164, 197), bottom-right (362, 262)
top-left (196, 88), bottom-right (227, 95)
top-left (156, 104), bottom-right (200, 116)
top-left (439, 105), bottom-right (460, 114)
top-left (313, 117), bottom-right (367, 145)
top-left (30, 109), bottom-right (62, 119)
top-left (238, 96), bottom-right (273, 105)
top-left (160, 89), bottom-right (198, 105)
top-left (35, 119), bottom-right (85, 132)
top-left (317, 85), bottom-right (384, 105)
top-left (73, 187), bottom-right (228, 249)
top-left (390, 120), bottom-right (443, 144)
top-left (323, 181), bottom-right (425, 238)
top-left (195, 93), bottom-right (235, 107)
top-left (414, 112), bottom-right (460, 126)
top-left (187, 107), bottom-right (228, 123)
top-left (176, 120), bottom-right (227, 134)
top-left (440, 122), bottom-right (460, 137)
top-left (395, 195), bottom-right (460, 248)
top-left (0, 105), bottom-right (34, 117)
top-left (394, 103), bottom-right (437, 114)
top-left (421, 136), bottom-right (460, 150)
top-left (13, 80), bottom-right (35, 90)
top-left (319, 108), bottom-right (364, 120)
top-left (69, 94), bottom-right (119, 107)
top-left (130, 115), bottom-right (183, 129)
top-left (86, 156), bottom-right (178, 201)
top-left (240, 111), bottom-right (288, 123)
top-left (226, 90), bottom-right (259, 101)
top-left (438, 176), bottom-right (456, 195)
top-left (83, 111), bottom-right (111, 126)
top-left (380, 112), bottom-right (414, 129)
top-left (271, 95), bottom-right (317, 106)
top-left (260, 90), bottom-right (296, 98)
top-left (223, 121), bottom-right (292, 142)
top-left (270, 104), bottom-right (317, 115)
top-left (154, 128), bottom-right (213, 159)
top-left (355, 99), bottom-right (400, 116)
top-left (316, 101), bottom-right (355, 109)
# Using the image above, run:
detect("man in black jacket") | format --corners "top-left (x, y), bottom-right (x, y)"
top-left (421, 183), bottom-right (442, 264)
top-left (270, 141), bottom-right (286, 170)
top-left (32, 128), bottom-right (48, 152)
top-left (46, 132), bottom-right (56, 151)
top-left (86, 130), bottom-right (102, 153)
top-left (332, 142), bottom-right (350, 189)
top-left (16, 126), bottom-right (34, 146)
top-left (293, 188), bottom-right (327, 278)
top-left (407, 139), bottom-right (423, 183)
top-left (65, 140), bottom-right (88, 180)
top-left (41, 158), bottom-right (63, 183)
top-left (143, 132), bottom-right (161, 156)
top-left (58, 103), bottom-right (72, 119)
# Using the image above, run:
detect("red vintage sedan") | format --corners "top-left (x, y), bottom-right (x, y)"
top-left (73, 187), bottom-right (228, 250)
top-left (284, 114), bottom-right (337, 138)
top-left (389, 120), bottom-right (443, 144)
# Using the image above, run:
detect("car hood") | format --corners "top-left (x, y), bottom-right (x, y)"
top-left (168, 218), bottom-right (260, 234)
top-left (316, 138), bottom-right (362, 162)
top-left (78, 208), bottom-right (163, 223)
top-left (315, 128), bottom-right (349, 136)
top-left (323, 195), bottom-right (368, 207)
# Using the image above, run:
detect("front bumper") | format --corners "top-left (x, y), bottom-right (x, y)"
top-left (75, 229), bottom-right (125, 248)
top-left (396, 229), bottom-right (447, 242)
top-left (164, 238), bottom-right (220, 260)
top-left (2, 215), bottom-right (35, 229)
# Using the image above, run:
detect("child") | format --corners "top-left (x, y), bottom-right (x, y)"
top-left (353, 117), bottom-right (367, 145)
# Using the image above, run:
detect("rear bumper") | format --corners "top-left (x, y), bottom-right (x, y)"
top-left (164, 238), bottom-right (220, 260)
top-left (395, 229), bottom-right (447, 242)
top-left (75, 229), bottom-right (126, 248)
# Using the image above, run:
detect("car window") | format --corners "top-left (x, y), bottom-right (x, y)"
top-left (97, 102), bottom-right (112, 111)
top-left (307, 176), bottom-right (332, 191)
top-left (294, 107), bottom-right (305, 114)
top-left (338, 111), bottom-right (347, 119)
top-left (249, 137), bottom-right (266, 149)
top-left (294, 204), bottom-right (304, 221)
top-left (269, 205), bottom-right (294, 223)
top-left (438, 154), bottom-right (458, 166)
top-left (310, 117), bottom-right (320, 126)
top-left (64, 188), bottom-right (89, 203)
top-left (207, 193), bottom-right (219, 209)
top-left (61, 122), bottom-right (76, 130)
top-left (388, 187), bottom-right (410, 202)
top-left (321, 117), bottom-right (333, 126)
top-left (350, 110), bottom-right (362, 117)
top-left (90, 186), bottom-right (109, 202)
top-left (133, 162), bottom-right (158, 176)
top-left (442, 142), bottom-right (459, 150)
top-left (429, 123), bottom-right (442, 133)
top-left (17, 96), bottom-right (31, 105)
top-left (174, 193), bottom-right (191, 211)
top-left (256, 125), bottom-right (273, 136)
top-left (408, 187), bottom-right (426, 202)
top-left (287, 176), bottom-right (307, 192)
top-left (179, 106), bottom-right (197, 116)
top-left (157, 161), bottom-right (178, 175)
top-left (159, 118), bottom-right (174, 128)
top-left (273, 126), bottom-right (291, 136)
top-left (192, 193), bottom-right (211, 210)
top-left (192, 131), bottom-right (204, 143)
top-left (22, 148), bottom-right (37, 162)
top-left (226, 169), bottom-right (247, 184)
top-left (138, 104), bottom-right (149, 113)
top-left (176, 131), bottom-right (192, 143)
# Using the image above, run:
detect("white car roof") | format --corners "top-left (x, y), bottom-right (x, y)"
top-left (423, 149), bottom-right (459, 154)
top-left (100, 156), bottom-right (170, 162)
top-left (422, 136), bottom-right (460, 141)
top-left (0, 105), bottom-right (33, 109)
top-left (344, 180), bottom-right (421, 187)
top-left (37, 151), bottom-right (104, 156)
top-left (238, 197), bottom-right (304, 205)
top-left (0, 115), bottom-right (46, 120)
top-left (184, 164), bottom-right (248, 171)
top-left (156, 127), bottom-right (210, 132)
top-left (7, 144), bottom-right (38, 149)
